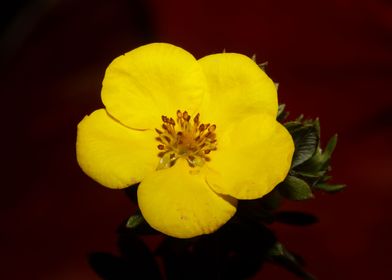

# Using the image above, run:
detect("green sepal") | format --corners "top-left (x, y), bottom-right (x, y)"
top-left (278, 175), bottom-right (314, 200)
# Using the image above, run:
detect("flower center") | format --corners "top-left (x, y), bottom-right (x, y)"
top-left (155, 110), bottom-right (217, 169)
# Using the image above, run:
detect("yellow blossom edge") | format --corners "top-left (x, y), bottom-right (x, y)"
top-left (76, 43), bottom-right (295, 238)
top-left (101, 43), bottom-right (207, 130)
top-left (197, 52), bottom-right (278, 131)
top-left (76, 109), bottom-right (157, 189)
top-left (205, 113), bottom-right (294, 199)
top-left (137, 159), bottom-right (237, 238)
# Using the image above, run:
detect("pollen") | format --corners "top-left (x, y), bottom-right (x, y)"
top-left (155, 110), bottom-right (217, 168)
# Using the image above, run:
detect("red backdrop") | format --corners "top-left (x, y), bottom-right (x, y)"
top-left (1, 0), bottom-right (391, 279)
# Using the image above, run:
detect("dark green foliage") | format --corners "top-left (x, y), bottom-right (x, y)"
top-left (276, 106), bottom-right (345, 199)
top-left (278, 175), bottom-right (314, 200)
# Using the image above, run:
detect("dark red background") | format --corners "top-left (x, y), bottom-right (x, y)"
top-left (1, 0), bottom-right (391, 279)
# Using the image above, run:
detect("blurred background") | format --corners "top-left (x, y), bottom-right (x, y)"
top-left (1, 0), bottom-right (391, 279)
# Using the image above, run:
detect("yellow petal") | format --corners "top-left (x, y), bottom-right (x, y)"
top-left (138, 159), bottom-right (237, 238)
top-left (198, 53), bottom-right (278, 130)
top-left (206, 114), bottom-right (294, 199)
top-left (76, 109), bottom-right (158, 189)
top-left (102, 43), bottom-right (207, 130)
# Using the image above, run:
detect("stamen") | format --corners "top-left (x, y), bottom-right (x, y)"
top-left (155, 110), bottom-right (218, 168)
top-left (163, 136), bottom-right (171, 143)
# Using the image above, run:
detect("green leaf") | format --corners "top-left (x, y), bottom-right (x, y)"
top-left (267, 243), bottom-right (317, 280)
top-left (314, 183), bottom-right (346, 193)
top-left (278, 176), bottom-right (314, 200)
top-left (291, 126), bottom-right (319, 168)
top-left (126, 213), bottom-right (144, 229)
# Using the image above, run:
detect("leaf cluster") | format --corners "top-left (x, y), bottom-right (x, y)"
top-left (277, 104), bottom-right (346, 201)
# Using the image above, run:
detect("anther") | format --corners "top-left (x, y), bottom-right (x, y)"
top-left (194, 113), bottom-right (200, 124)
top-left (208, 124), bottom-right (216, 132)
top-left (158, 144), bottom-right (165, 150)
top-left (164, 136), bottom-right (171, 143)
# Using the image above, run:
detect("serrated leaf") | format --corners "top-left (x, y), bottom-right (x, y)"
top-left (291, 126), bottom-right (319, 168)
top-left (314, 183), bottom-right (346, 193)
top-left (278, 176), bottom-right (314, 200)
top-left (126, 213), bottom-right (144, 229)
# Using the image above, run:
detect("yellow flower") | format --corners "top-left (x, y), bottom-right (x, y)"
top-left (76, 43), bottom-right (294, 238)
